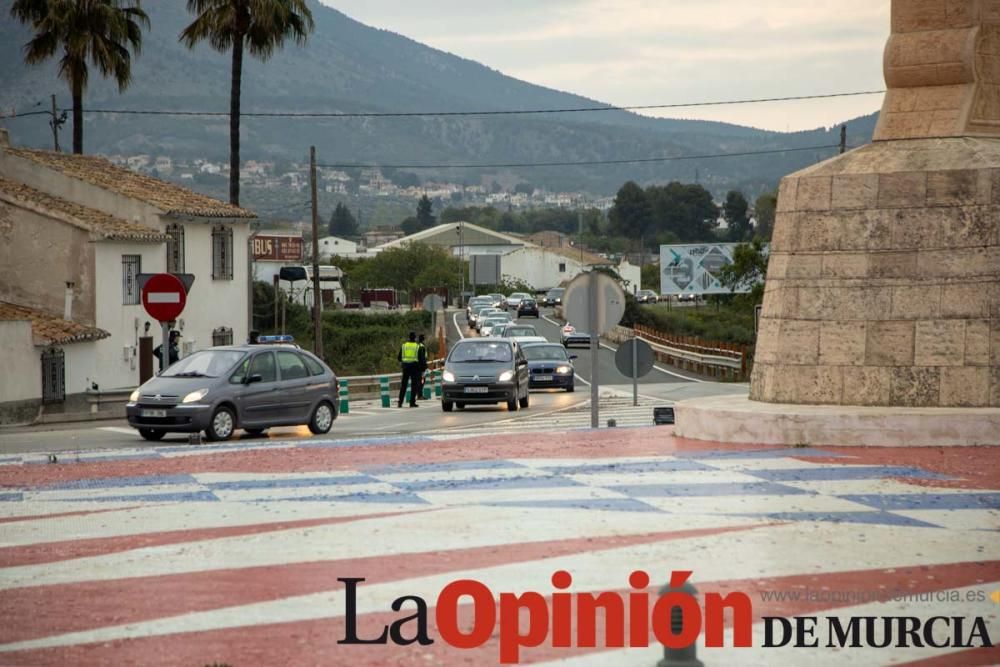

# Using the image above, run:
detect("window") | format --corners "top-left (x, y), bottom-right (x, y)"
top-left (558, 262), bottom-right (566, 273)
top-left (212, 326), bottom-right (233, 346)
top-left (302, 354), bottom-right (326, 376)
top-left (122, 255), bottom-right (141, 305)
top-left (248, 352), bottom-right (277, 383)
top-left (166, 224), bottom-right (185, 273)
top-left (277, 350), bottom-right (309, 380)
top-left (212, 225), bottom-right (233, 280)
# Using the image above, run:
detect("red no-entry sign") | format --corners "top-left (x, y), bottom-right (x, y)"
top-left (142, 273), bottom-right (187, 322)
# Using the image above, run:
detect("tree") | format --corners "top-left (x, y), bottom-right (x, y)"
top-left (399, 216), bottom-right (420, 236)
top-left (416, 194), bottom-right (435, 230)
top-left (754, 191), bottom-right (777, 241)
top-left (723, 190), bottom-right (752, 242)
top-left (718, 237), bottom-right (769, 302)
top-left (328, 202), bottom-right (358, 238)
top-left (181, 0), bottom-right (314, 206)
top-left (609, 181), bottom-right (653, 255)
top-left (641, 263), bottom-right (659, 290)
top-left (645, 182), bottom-right (718, 242)
top-left (11, 0), bottom-right (149, 154)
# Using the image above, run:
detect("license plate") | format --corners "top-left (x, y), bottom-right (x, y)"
top-left (140, 409), bottom-right (167, 418)
top-left (464, 386), bottom-right (489, 394)
top-left (534, 375), bottom-right (553, 382)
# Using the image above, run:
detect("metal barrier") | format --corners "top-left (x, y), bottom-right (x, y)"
top-left (607, 325), bottom-right (750, 381)
top-left (339, 359), bottom-right (445, 403)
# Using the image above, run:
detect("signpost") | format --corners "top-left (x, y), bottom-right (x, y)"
top-left (141, 273), bottom-right (187, 372)
top-left (563, 271), bottom-right (626, 428)
top-left (615, 337), bottom-right (654, 406)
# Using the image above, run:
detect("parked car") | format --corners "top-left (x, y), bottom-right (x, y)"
top-left (521, 342), bottom-right (577, 392)
top-left (441, 339), bottom-right (530, 412)
top-left (126, 345), bottom-right (338, 442)
top-left (517, 298), bottom-right (540, 318)
top-left (637, 289), bottom-right (659, 303)
top-left (480, 314), bottom-right (512, 337)
top-left (542, 287), bottom-right (565, 307)
top-left (506, 292), bottom-right (531, 310)
top-left (561, 324), bottom-right (591, 348)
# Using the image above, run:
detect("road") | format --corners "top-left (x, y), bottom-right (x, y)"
top-left (0, 308), bottom-right (745, 455)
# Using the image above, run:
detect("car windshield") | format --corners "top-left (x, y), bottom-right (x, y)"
top-left (450, 341), bottom-right (513, 362)
top-left (547, 289), bottom-right (564, 297)
top-left (522, 345), bottom-right (569, 361)
top-left (511, 293), bottom-right (529, 299)
top-left (161, 350), bottom-right (246, 378)
top-left (521, 300), bottom-right (536, 306)
top-left (506, 327), bottom-right (537, 336)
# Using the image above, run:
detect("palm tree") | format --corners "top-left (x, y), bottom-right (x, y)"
top-left (181, 0), bottom-right (314, 206)
top-left (10, 0), bottom-right (149, 154)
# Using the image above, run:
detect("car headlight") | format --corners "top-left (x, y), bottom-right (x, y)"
top-left (556, 366), bottom-right (572, 374)
top-left (129, 389), bottom-right (140, 402)
top-left (498, 370), bottom-right (514, 382)
top-left (442, 370), bottom-right (456, 383)
top-left (181, 389), bottom-right (209, 404)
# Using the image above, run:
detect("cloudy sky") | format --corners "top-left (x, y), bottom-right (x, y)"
top-left (321, 0), bottom-right (890, 133)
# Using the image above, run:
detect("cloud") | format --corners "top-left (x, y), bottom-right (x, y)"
top-left (321, 0), bottom-right (890, 131)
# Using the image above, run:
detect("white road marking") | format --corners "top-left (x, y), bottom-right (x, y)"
top-left (97, 427), bottom-right (137, 435)
top-left (451, 311), bottom-right (465, 340)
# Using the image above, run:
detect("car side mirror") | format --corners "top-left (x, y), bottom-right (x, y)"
top-left (569, 355), bottom-right (578, 360)
top-left (245, 373), bottom-right (263, 385)
top-left (517, 359), bottom-right (528, 367)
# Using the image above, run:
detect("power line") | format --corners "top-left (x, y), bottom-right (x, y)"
top-left (0, 109), bottom-right (53, 119)
top-left (316, 144), bottom-right (842, 170)
top-left (53, 90), bottom-right (883, 119)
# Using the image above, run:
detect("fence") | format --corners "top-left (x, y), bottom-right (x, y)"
top-left (340, 358), bottom-right (446, 400)
top-left (608, 324), bottom-right (751, 381)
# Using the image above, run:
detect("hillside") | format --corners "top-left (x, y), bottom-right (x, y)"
top-left (0, 0), bottom-right (878, 197)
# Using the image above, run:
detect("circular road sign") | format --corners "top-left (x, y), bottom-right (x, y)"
top-left (615, 338), bottom-right (655, 378)
top-left (142, 273), bottom-right (187, 322)
top-left (562, 271), bottom-right (626, 336)
top-left (422, 293), bottom-right (445, 312)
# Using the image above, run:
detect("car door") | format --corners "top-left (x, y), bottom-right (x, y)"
top-left (276, 350), bottom-right (312, 422)
top-left (234, 352), bottom-right (280, 425)
top-left (515, 346), bottom-right (530, 397)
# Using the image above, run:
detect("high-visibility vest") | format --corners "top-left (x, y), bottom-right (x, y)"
top-left (401, 341), bottom-right (420, 363)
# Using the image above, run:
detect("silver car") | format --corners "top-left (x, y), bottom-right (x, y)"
top-left (126, 345), bottom-right (338, 442)
top-left (441, 339), bottom-right (530, 412)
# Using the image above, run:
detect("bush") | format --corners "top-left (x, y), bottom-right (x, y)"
top-left (321, 310), bottom-right (433, 376)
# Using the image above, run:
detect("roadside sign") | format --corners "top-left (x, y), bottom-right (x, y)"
top-left (422, 294), bottom-right (445, 311)
top-left (563, 271), bottom-right (626, 336)
top-left (141, 273), bottom-right (187, 322)
top-left (615, 338), bottom-right (654, 377)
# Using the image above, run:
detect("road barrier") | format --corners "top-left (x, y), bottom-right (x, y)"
top-left (338, 379), bottom-right (350, 415)
top-left (606, 325), bottom-right (750, 381)
top-left (379, 377), bottom-right (391, 408)
top-left (340, 359), bottom-right (446, 405)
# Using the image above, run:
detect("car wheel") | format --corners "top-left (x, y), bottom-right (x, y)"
top-left (507, 397), bottom-right (519, 411)
top-left (308, 401), bottom-right (335, 435)
top-left (567, 384), bottom-right (575, 393)
top-left (205, 405), bottom-right (236, 441)
top-left (243, 428), bottom-right (267, 437)
top-left (442, 400), bottom-right (454, 412)
top-left (518, 391), bottom-right (529, 409)
top-left (456, 402), bottom-right (465, 410)
top-left (138, 428), bottom-right (165, 441)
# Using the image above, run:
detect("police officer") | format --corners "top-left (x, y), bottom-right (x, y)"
top-left (416, 333), bottom-right (429, 400)
top-left (397, 331), bottom-right (425, 408)
top-left (153, 330), bottom-right (181, 371)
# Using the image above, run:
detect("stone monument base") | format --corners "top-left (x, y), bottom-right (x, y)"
top-left (673, 394), bottom-right (1000, 447)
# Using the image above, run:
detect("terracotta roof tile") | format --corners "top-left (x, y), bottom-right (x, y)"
top-left (0, 302), bottom-right (110, 345)
top-left (4, 147), bottom-right (255, 219)
top-left (0, 177), bottom-right (169, 243)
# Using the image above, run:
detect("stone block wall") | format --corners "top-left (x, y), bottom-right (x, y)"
top-left (750, 139), bottom-right (1000, 407)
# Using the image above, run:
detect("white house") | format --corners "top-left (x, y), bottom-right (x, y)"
top-left (499, 246), bottom-right (615, 291)
top-left (317, 235), bottom-right (358, 259)
top-left (0, 131), bottom-right (255, 422)
top-left (375, 221), bottom-right (527, 258)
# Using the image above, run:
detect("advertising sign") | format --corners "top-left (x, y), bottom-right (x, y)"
top-left (660, 242), bottom-right (747, 295)
top-left (252, 235), bottom-right (304, 262)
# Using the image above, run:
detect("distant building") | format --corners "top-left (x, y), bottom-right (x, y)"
top-left (317, 235), bottom-right (359, 259)
top-left (375, 221), bottom-right (526, 257)
top-left (499, 245), bottom-right (615, 291)
top-left (362, 226), bottom-right (405, 248)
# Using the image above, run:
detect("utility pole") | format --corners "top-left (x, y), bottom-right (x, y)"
top-left (310, 146), bottom-right (323, 359)
top-left (50, 95), bottom-right (60, 152)
top-left (839, 125), bottom-right (847, 154)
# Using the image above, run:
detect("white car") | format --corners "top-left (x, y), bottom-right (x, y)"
top-left (506, 292), bottom-right (531, 310)
top-left (480, 315), bottom-right (511, 337)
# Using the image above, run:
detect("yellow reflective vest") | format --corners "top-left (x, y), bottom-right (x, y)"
top-left (401, 341), bottom-right (420, 363)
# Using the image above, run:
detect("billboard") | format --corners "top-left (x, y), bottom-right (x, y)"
top-left (659, 243), bottom-right (747, 295)
top-left (252, 235), bottom-right (304, 262)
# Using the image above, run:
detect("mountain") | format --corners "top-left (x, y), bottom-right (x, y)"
top-left (0, 0), bottom-right (878, 198)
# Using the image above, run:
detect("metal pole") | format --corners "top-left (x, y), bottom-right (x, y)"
top-left (589, 271), bottom-right (599, 429)
top-left (273, 274), bottom-right (279, 331)
top-left (50, 95), bottom-right (60, 152)
top-left (632, 336), bottom-right (638, 407)
top-left (160, 321), bottom-right (169, 373)
top-left (459, 221), bottom-right (465, 307)
top-left (310, 146), bottom-right (323, 359)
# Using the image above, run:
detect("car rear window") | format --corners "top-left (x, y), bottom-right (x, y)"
top-left (522, 345), bottom-right (569, 361)
top-left (277, 351), bottom-right (309, 380)
top-left (301, 354), bottom-right (326, 376)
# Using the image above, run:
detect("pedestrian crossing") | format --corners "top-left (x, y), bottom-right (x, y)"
top-left (443, 397), bottom-right (662, 434)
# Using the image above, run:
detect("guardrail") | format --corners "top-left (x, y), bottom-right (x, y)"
top-left (339, 358), bottom-right (446, 400)
top-left (607, 325), bottom-right (750, 381)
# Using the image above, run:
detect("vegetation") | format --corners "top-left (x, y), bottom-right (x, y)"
top-left (718, 237), bottom-right (769, 302)
top-left (328, 202), bottom-right (358, 238)
top-left (180, 0), bottom-right (314, 205)
top-left (10, 0), bottom-right (149, 153)
top-left (336, 243), bottom-right (466, 297)
top-left (622, 294), bottom-right (756, 345)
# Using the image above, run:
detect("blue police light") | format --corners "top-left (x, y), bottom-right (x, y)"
top-left (257, 335), bottom-right (295, 344)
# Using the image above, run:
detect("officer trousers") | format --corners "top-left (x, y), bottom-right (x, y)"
top-left (398, 363), bottom-right (421, 406)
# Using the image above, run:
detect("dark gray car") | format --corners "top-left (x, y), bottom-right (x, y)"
top-left (440, 339), bottom-right (530, 412)
top-left (126, 345), bottom-right (338, 441)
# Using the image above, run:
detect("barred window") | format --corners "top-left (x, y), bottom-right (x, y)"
top-left (212, 326), bottom-right (234, 346)
top-left (212, 226), bottom-right (233, 280)
top-left (122, 255), bottom-right (141, 305)
top-left (166, 224), bottom-right (185, 273)
top-left (558, 262), bottom-right (567, 273)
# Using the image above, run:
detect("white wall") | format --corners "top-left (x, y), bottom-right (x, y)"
top-left (618, 260), bottom-right (641, 295)
top-left (500, 248), bottom-right (585, 290)
top-left (63, 341), bottom-right (99, 397)
top-left (0, 321), bottom-right (40, 402)
top-left (318, 236), bottom-right (358, 258)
